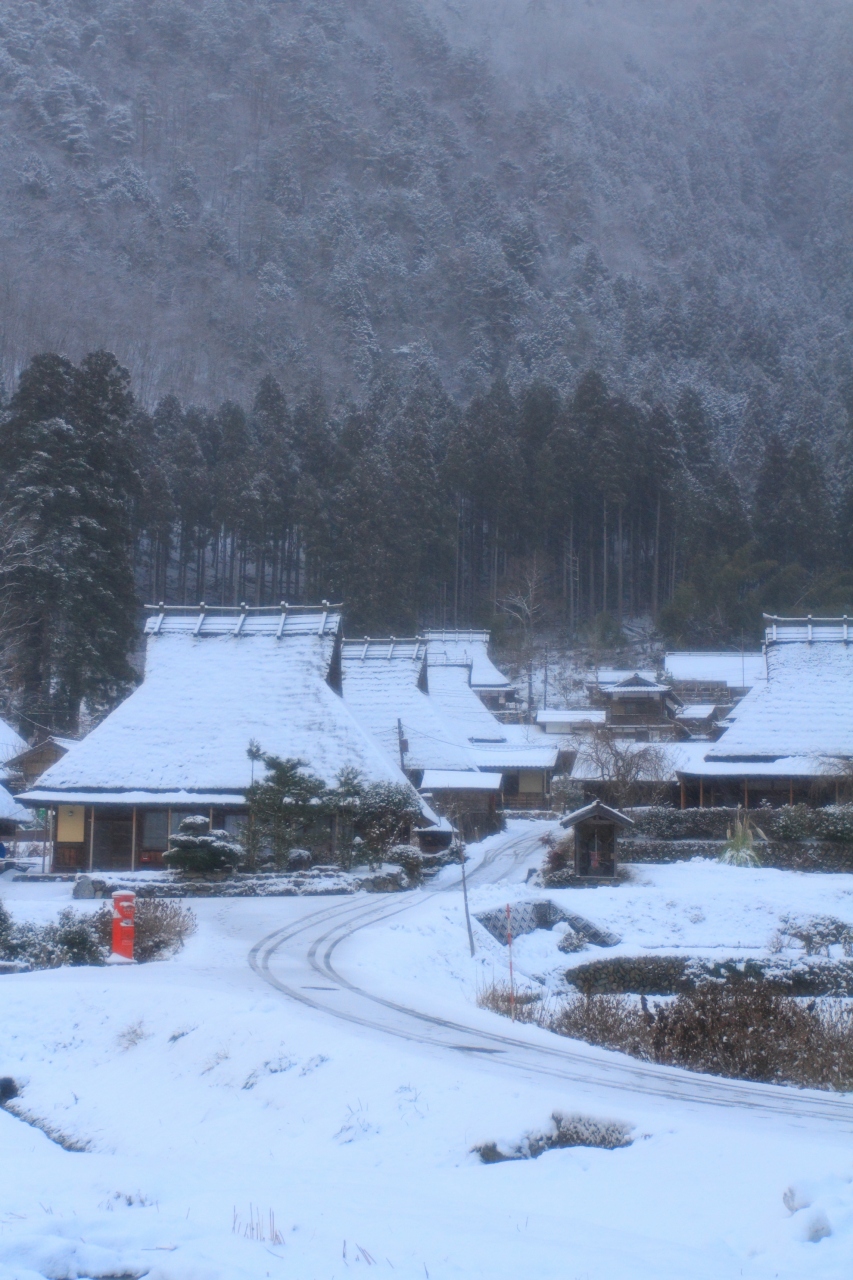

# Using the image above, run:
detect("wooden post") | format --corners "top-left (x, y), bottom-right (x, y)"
top-left (131, 807), bottom-right (137, 872)
top-left (680, 779), bottom-right (686, 810)
top-left (789, 779), bottom-right (794, 806)
top-left (744, 779), bottom-right (749, 809)
top-left (88, 806), bottom-right (95, 872)
top-left (699, 778), bottom-right (704, 808)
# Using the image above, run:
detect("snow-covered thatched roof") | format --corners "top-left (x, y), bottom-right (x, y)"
top-left (0, 781), bottom-right (28, 823)
top-left (424, 630), bottom-right (514, 692)
top-left (0, 717), bottom-right (27, 767)
top-left (420, 770), bottom-right (502, 792)
top-left (22, 606), bottom-right (426, 808)
top-left (664, 651), bottom-right (766, 690)
top-left (536, 709), bottom-right (606, 728)
top-left (590, 668), bottom-right (657, 688)
top-left (427, 665), bottom-right (560, 770)
top-left (705, 625), bottom-right (853, 765)
top-left (341, 640), bottom-right (478, 773)
top-left (676, 704), bottom-right (718, 720)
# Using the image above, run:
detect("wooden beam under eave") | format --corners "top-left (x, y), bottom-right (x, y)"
top-left (131, 807), bottom-right (137, 872)
top-left (88, 806), bottom-right (95, 872)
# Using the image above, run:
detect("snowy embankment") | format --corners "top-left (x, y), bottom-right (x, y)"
top-left (1, 828), bottom-right (852, 1280)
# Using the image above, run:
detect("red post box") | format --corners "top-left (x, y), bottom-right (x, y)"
top-left (111, 891), bottom-right (135, 961)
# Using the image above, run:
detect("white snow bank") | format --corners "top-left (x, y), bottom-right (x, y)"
top-left (1, 837), bottom-right (852, 1280)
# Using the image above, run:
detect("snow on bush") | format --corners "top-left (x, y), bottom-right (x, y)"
top-left (774, 914), bottom-right (853, 957)
top-left (245, 751), bottom-right (422, 868)
top-left (163, 815), bottom-right (242, 873)
top-left (0, 897), bottom-right (195, 968)
top-left (475, 1111), bottom-right (632, 1163)
top-left (627, 804), bottom-right (853, 843)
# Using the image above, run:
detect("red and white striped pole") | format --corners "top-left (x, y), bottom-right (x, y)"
top-left (506, 903), bottom-right (516, 1022)
top-left (108, 891), bottom-right (136, 963)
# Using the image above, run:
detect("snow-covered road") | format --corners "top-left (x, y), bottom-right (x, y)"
top-left (3, 830), bottom-right (853, 1278)
top-left (250, 826), bottom-right (853, 1131)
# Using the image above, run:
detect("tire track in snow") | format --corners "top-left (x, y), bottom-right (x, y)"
top-left (249, 828), bottom-right (853, 1130)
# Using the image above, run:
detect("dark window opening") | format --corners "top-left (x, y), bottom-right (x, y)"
top-left (142, 811), bottom-right (169, 850)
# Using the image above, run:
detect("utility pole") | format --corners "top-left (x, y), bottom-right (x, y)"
top-left (397, 718), bottom-right (408, 771)
top-left (459, 841), bottom-right (475, 956)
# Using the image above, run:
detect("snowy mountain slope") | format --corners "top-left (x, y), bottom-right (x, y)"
top-left (0, 0), bottom-right (849, 450)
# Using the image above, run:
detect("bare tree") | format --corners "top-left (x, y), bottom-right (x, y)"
top-left (497, 553), bottom-right (551, 711)
top-left (582, 729), bottom-right (669, 809)
top-left (498, 553), bottom-right (549, 648)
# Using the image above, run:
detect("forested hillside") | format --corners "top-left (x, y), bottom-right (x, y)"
top-left (2, 2), bottom-right (853, 732)
top-left (0, 0), bottom-right (851, 461)
top-left (2, 347), bottom-right (851, 733)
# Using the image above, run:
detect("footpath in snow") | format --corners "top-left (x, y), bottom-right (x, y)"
top-left (1, 823), bottom-right (852, 1280)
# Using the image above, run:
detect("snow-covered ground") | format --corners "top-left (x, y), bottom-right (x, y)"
top-left (1, 824), bottom-right (852, 1280)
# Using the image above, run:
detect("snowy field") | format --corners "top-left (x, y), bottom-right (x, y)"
top-left (2, 824), bottom-right (853, 1280)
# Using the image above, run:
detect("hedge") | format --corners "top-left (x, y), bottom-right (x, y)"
top-left (625, 804), bottom-right (853, 843)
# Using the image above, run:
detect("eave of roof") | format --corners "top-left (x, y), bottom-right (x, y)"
top-left (20, 789), bottom-right (249, 807)
top-left (420, 770), bottom-right (502, 791)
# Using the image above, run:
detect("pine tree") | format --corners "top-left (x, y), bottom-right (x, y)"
top-left (163, 816), bottom-right (242, 874)
top-left (0, 352), bottom-right (140, 734)
top-left (754, 436), bottom-right (835, 570)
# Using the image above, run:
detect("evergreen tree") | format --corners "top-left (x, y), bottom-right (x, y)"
top-left (0, 352), bottom-right (140, 734)
top-left (163, 815), bottom-right (242, 874)
top-left (754, 436), bottom-right (835, 570)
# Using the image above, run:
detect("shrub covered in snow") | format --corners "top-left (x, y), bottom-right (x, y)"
top-left (351, 781), bottom-right (423, 863)
top-left (163, 816), bottom-right (242, 874)
top-left (475, 1111), bottom-right (632, 1162)
top-left (1, 898), bottom-right (104, 967)
top-left (245, 750), bottom-right (422, 868)
top-left (564, 953), bottom-right (853, 997)
top-left (626, 804), bottom-right (853, 843)
top-left (0, 898), bottom-right (196, 968)
top-left (769, 804), bottom-right (853, 843)
top-left (775, 914), bottom-right (853, 957)
top-left (550, 775), bottom-right (585, 812)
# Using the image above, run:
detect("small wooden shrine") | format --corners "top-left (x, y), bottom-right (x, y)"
top-left (560, 800), bottom-right (634, 879)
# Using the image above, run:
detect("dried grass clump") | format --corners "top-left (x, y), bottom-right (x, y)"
top-left (718, 808), bottom-right (765, 866)
top-left (553, 994), bottom-right (650, 1058)
top-left (477, 980), bottom-right (543, 1023)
